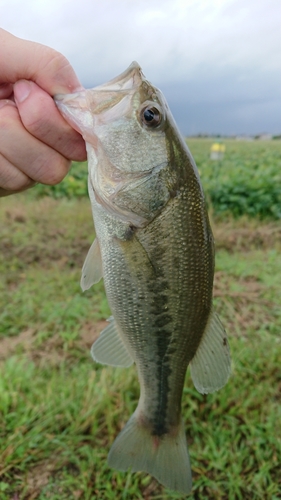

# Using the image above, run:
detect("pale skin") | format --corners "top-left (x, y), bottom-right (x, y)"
top-left (0, 28), bottom-right (87, 196)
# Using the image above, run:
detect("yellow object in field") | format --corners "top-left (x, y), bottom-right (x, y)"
top-left (210, 143), bottom-right (225, 160)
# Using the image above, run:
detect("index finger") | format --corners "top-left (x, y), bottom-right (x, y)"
top-left (0, 28), bottom-right (83, 95)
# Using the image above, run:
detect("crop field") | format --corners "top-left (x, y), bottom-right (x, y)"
top-left (0, 139), bottom-right (281, 499)
top-left (33, 139), bottom-right (281, 220)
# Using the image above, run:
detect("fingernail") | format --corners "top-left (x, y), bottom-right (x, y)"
top-left (14, 80), bottom-right (32, 103)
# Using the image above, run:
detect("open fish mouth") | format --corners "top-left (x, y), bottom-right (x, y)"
top-left (54, 62), bottom-right (144, 132)
top-left (88, 61), bottom-right (144, 92)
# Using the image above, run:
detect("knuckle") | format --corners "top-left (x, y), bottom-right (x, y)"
top-left (0, 165), bottom-right (31, 192)
top-left (36, 156), bottom-right (70, 185)
top-left (6, 177), bottom-right (34, 192)
top-left (39, 49), bottom-right (71, 83)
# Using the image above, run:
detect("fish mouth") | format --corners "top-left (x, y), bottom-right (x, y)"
top-left (90, 61), bottom-right (144, 92)
top-left (54, 61), bottom-right (144, 138)
top-left (54, 90), bottom-right (94, 141)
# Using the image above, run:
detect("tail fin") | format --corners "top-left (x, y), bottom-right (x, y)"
top-left (107, 412), bottom-right (192, 494)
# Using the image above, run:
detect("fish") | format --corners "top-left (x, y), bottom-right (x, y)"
top-left (54, 62), bottom-right (231, 494)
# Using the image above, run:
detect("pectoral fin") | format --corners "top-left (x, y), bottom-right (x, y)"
top-left (80, 238), bottom-right (103, 291)
top-left (190, 310), bottom-right (231, 394)
top-left (91, 317), bottom-right (134, 367)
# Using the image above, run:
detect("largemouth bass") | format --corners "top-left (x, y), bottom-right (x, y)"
top-left (55, 62), bottom-right (231, 494)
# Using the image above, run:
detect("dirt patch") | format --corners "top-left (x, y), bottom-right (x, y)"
top-left (8, 459), bottom-right (72, 500)
top-left (213, 272), bottom-right (273, 336)
top-left (213, 221), bottom-right (281, 252)
top-left (2, 223), bottom-right (280, 270)
top-left (79, 320), bottom-right (108, 348)
top-left (30, 320), bottom-right (108, 366)
top-left (1, 197), bottom-right (94, 269)
top-left (0, 236), bottom-right (91, 269)
top-left (214, 272), bottom-right (268, 302)
top-left (0, 321), bottom-right (108, 364)
top-left (24, 461), bottom-right (57, 499)
top-left (0, 328), bottom-right (36, 360)
top-left (1, 197), bottom-right (281, 272)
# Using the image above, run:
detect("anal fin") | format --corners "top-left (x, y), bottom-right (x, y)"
top-left (190, 309), bottom-right (231, 394)
top-left (91, 317), bottom-right (134, 368)
top-left (80, 238), bottom-right (103, 291)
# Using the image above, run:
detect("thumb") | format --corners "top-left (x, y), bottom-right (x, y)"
top-left (0, 28), bottom-right (83, 95)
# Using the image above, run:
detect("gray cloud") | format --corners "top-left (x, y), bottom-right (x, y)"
top-left (1, 0), bottom-right (280, 134)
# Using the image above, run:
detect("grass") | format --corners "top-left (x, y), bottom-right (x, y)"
top-left (1, 163), bottom-right (281, 498)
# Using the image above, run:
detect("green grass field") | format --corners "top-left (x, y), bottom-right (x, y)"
top-left (0, 140), bottom-right (281, 499)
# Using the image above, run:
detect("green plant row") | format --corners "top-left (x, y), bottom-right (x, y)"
top-left (32, 140), bottom-right (281, 219)
top-left (204, 159), bottom-right (281, 219)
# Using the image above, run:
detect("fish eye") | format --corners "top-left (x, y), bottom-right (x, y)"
top-left (141, 105), bottom-right (162, 128)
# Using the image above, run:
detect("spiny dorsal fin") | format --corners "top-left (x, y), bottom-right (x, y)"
top-left (80, 238), bottom-right (103, 291)
top-left (91, 317), bottom-right (134, 367)
top-left (190, 309), bottom-right (231, 394)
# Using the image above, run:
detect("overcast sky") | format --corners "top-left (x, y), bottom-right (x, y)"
top-left (1, 0), bottom-right (280, 135)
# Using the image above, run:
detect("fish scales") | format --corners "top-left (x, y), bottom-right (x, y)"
top-left (55, 62), bottom-right (231, 494)
top-left (92, 154), bottom-right (213, 437)
top-left (103, 192), bottom-right (212, 434)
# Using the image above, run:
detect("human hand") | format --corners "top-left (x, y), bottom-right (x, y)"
top-left (0, 28), bottom-right (87, 196)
